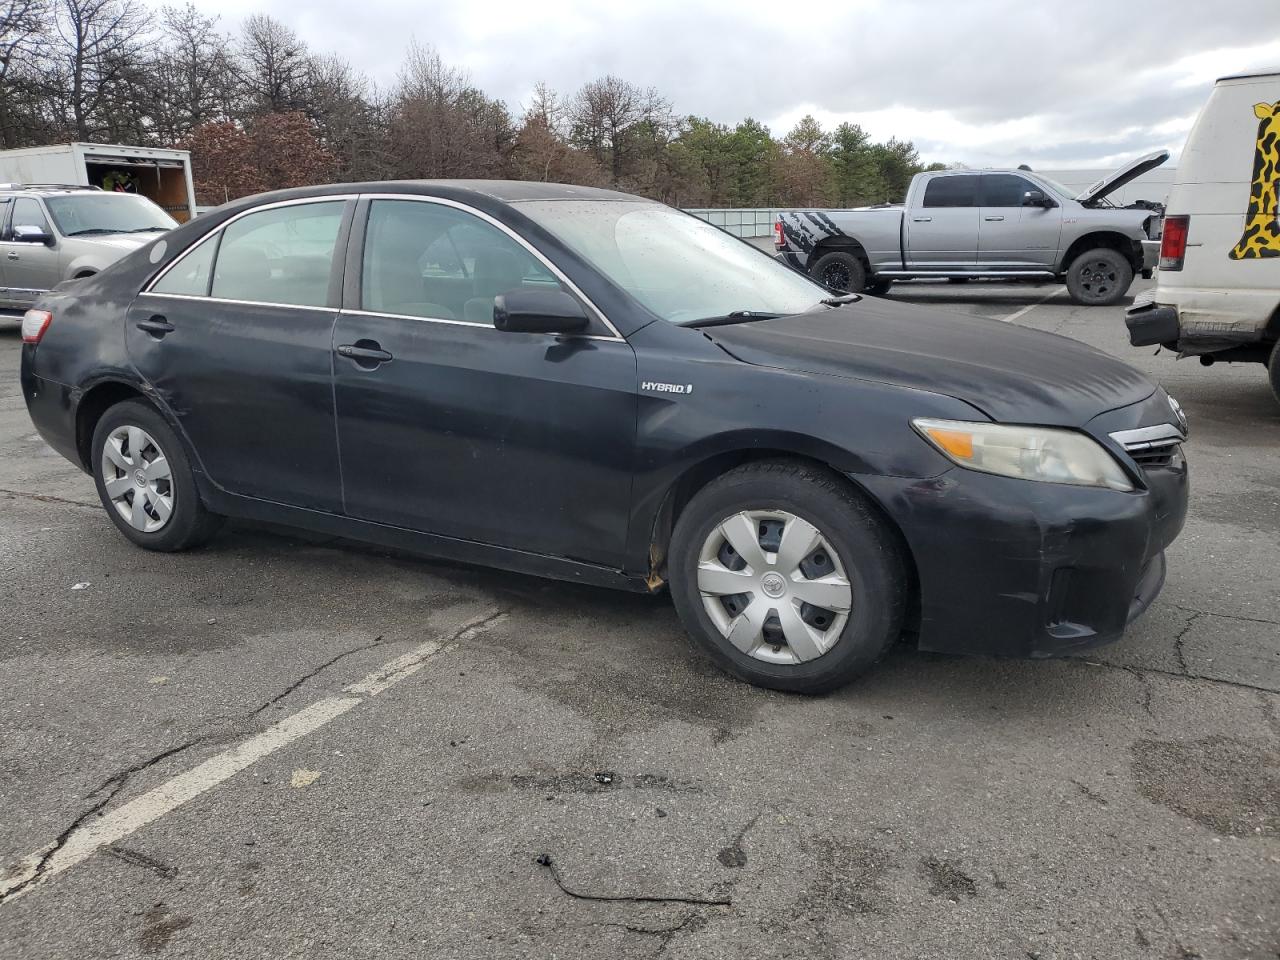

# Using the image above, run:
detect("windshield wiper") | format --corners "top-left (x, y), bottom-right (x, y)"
top-left (684, 310), bottom-right (781, 329)
top-left (820, 293), bottom-right (862, 306)
top-left (65, 228), bottom-right (121, 236)
top-left (124, 226), bottom-right (168, 233)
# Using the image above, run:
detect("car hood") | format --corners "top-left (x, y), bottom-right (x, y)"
top-left (69, 233), bottom-right (154, 250)
top-left (1075, 149), bottom-right (1169, 204)
top-left (703, 297), bottom-right (1155, 426)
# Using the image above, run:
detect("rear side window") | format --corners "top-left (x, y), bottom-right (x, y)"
top-left (211, 202), bottom-right (344, 307)
top-left (152, 237), bottom-right (218, 296)
top-left (980, 174), bottom-right (1036, 207)
top-left (922, 176), bottom-right (979, 208)
top-left (362, 199), bottom-right (561, 323)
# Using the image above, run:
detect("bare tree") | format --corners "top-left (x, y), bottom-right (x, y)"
top-left (147, 3), bottom-right (233, 142)
top-left (0, 0), bottom-right (51, 145)
top-left (307, 53), bottom-right (386, 180)
top-left (568, 75), bottom-right (673, 183)
top-left (387, 41), bottom-right (513, 179)
top-left (235, 13), bottom-right (310, 115)
top-left (51, 0), bottom-right (148, 139)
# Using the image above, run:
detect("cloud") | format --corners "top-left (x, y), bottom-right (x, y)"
top-left (145, 0), bottom-right (1280, 167)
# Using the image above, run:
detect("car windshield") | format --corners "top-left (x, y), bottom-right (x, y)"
top-left (515, 200), bottom-right (829, 325)
top-left (1035, 175), bottom-right (1081, 201)
top-left (43, 193), bottom-right (177, 236)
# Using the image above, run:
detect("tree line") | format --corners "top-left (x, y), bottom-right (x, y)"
top-left (0, 0), bottom-right (946, 207)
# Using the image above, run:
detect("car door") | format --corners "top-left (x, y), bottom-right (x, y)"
top-left (977, 174), bottom-right (1063, 269)
top-left (127, 198), bottom-right (353, 512)
top-left (1, 197), bottom-right (62, 307)
top-left (331, 196), bottom-right (638, 566)
top-left (904, 174), bottom-right (980, 269)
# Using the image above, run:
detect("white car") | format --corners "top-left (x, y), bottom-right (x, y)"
top-left (1126, 69), bottom-right (1280, 403)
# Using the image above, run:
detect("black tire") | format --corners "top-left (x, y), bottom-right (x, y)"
top-left (947, 276), bottom-right (971, 284)
top-left (1268, 340), bottom-right (1280, 407)
top-left (90, 399), bottom-right (222, 552)
top-left (865, 278), bottom-right (893, 296)
top-left (1065, 247), bottom-right (1133, 306)
top-left (668, 460), bottom-right (908, 695)
top-left (810, 250), bottom-right (866, 294)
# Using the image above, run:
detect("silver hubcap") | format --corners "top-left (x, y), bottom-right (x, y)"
top-left (696, 510), bottom-right (853, 665)
top-left (101, 426), bottom-right (173, 533)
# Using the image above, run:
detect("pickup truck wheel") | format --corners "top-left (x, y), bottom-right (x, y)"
top-left (947, 276), bottom-right (970, 284)
top-left (668, 460), bottom-right (907, 694)
top-left (811, 251), bottom-right (866, 294)
top-left (1065, 248), bottom-right (1133, 306)
top-left (1268, 341), bottom-right (1280, 406)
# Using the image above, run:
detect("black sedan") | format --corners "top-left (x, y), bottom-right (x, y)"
top-left (19, 181), bottom-right (1189, 693)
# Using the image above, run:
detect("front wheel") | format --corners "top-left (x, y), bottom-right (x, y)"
top-left (810, 250), bottom-right (866, 294)
top-left (1065, 248), bottom-right (1133, 306)
top-left (91, 400), bottom-right (222, 551)
top-left (668, 460), bottom-right (908, 694)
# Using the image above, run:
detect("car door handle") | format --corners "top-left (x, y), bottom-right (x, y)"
top-left (912, 217), bottom-right (932, 222)
top-left (984, 216), bottom-right (1005, 222)
top-left (135, 316), bottom-right (175, 337)
top-left (337, 343), bottom-right (393, 364)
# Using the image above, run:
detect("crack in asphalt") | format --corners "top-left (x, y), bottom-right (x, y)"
top-left (248, 636), bottom-right (385, 717)
top-left (1168, 603), bottom-right (1280, 628)
top-left (535, 854), bottom-right (732, 907)
top-left (1075, 656), bottom-right (1280, 697)
top-left (1121, 665), bottom-right (1156, 719)
top-left (1171, 610), bottom-right (1203, 675)
top-left (0, 633), bottom-right (390, 905)
top-left (0, 488), bottom-right (99, 510)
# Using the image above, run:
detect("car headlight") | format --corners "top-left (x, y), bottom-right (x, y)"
top-left (912, 418), bottom-right (1134, 492)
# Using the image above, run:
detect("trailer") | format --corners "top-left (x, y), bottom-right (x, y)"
top-left (0, 142), bottom-right (197, 222)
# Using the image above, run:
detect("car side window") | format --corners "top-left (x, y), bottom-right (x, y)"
top-left (362, 199), bottom-right (562, 323)
top-left (980, 175), bottom-right (1037, 207)
top-left (211, 201), bottom-right (344, 307)
top-left (11, 198), bottom-right (51, 238)
top-left (151, 237), bottom-right (218, 297)
top-left (922, 176), bottom-right (979, 208)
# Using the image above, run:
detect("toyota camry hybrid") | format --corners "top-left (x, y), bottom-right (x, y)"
top-left (19, 181), bottom-right (1189, 693)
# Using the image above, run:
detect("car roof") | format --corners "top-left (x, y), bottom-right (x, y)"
top-left (214, 179), bottom-right (648, 211)
top-left (0, 185), bottom-right (101, 200)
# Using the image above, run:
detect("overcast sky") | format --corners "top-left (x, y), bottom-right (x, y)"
top-left (152, 0), bottom-right (1280, 170)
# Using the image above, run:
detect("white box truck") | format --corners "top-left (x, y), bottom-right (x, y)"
top-left (0, 142), bottom-right (197, 222)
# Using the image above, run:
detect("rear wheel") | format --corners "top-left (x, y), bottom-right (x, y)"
top-left (1065, 248), bottom-right (1133, 306)
top-left (668, 460), bottom-right (908, 694)
top-left (1268, 341), bottom-right (1280, 407)
top-left (90, 400), bottom-right (222, 551)
top-left (947, 276), bottom-right (971, 284)
top-left (810, 250), bottom-right (866, 294)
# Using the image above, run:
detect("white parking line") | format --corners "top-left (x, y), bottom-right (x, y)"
top-left (0, 611), bottom-right (505, 904)
top-left (999, 287), bottom-right (1063, 324)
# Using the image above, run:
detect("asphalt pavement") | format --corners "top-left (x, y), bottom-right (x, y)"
top-left (1, 278), bottom-right (1277, 959)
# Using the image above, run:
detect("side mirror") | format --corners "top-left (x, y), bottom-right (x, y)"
top-left (13, 223), bottom-right (54, 245)
top-left (1023, 190), bottom-right (1056, 209)
top-left (493, 288), bottom-right (590, 335)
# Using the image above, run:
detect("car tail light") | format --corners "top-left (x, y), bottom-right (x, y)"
top-left (21, 309), bottom-right (52, 344)
top-left (774, 219), bottom-right (787, 250)
top-left (1159, 215), bottom-right (1189, 271)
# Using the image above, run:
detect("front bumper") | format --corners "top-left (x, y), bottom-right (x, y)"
top-left (854, 455), bottom-right (1188, 659)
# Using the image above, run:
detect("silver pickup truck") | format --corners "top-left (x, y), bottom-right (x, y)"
top-left (775, 152), bottom-right (1168, 306)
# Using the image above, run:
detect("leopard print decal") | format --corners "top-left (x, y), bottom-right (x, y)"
top-left (1229, 101), bottom-right (1280, 259)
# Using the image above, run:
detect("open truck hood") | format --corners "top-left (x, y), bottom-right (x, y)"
top-left (703, 297), bottom-right (1155, 427)
top-left (1075, 149), bottom-right (1169, 204)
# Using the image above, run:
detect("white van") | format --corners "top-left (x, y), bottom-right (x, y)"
top-left (1126, 69), bottom-right (1280, 403)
